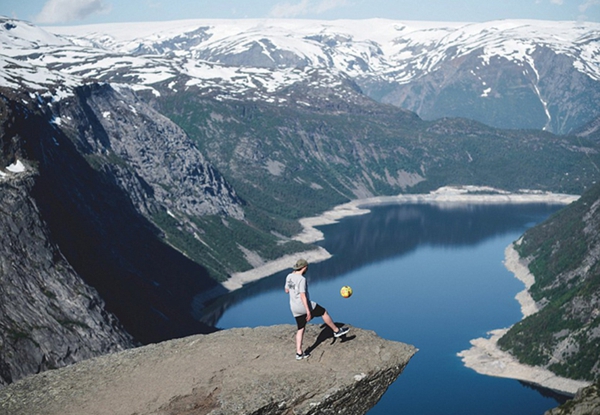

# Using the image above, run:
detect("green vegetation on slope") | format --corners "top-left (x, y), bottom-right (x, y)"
top-left (152, 209), bottom-right (308, 282)
top-left (498, 183), bottom-right (600, 381)
top-left (145, 83), bottom-right (600, 282)
top-left (162, 90), bottom-right (600, 222)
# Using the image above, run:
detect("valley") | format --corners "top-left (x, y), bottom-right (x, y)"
top-left (1, 14), bottom-right (600, 413)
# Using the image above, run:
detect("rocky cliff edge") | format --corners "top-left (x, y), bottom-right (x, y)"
top-left (0, 325), bottom-right (417, 415)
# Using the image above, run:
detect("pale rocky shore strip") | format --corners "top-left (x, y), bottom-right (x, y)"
top-left (293, 186), bottom-right (579, 244)
top-left (222, 247), bottom-right (332, 291)
top-left (224, 186), bottom-right (578, 292)
top-left (457, 243), bottom-right (592, 396)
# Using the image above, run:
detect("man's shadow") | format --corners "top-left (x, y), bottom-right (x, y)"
top-left (305, 323), bottom-right (356, 355)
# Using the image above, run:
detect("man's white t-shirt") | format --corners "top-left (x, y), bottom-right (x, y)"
top-left (285, 272), bottom-right (316, 317)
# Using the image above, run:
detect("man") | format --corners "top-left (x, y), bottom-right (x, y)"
top-left (285, 258), bottom-right (349, 360)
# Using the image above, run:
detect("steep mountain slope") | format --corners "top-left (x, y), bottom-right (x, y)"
top-left (157, 82), bottom-right (600, 221)
top-left (495, 181), bottom-right (600, 413)
top-left (361, 21), bottom-right (600, 134)
top-left (43, 18), bottom-right (600, 134)
top-left (574, 114), bottom-right (600, 142)
top-left (498, 182), bottom-right (600, 381)
top-left (0, 86), bottom-right (247, 344)
top-left (0, 172), bottom-right (135, 387)
top-left (0, 96), bottom-right (135, 386)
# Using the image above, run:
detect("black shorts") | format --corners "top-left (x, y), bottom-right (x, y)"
top-left (294, 304), bottom-right (326, 330)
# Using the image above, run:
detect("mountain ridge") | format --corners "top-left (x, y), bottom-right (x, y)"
top-left (2, 17), bottom-right (599, 133)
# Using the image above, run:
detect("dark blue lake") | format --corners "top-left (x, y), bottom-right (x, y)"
top-left (208, 203), bottom-right (569, 414)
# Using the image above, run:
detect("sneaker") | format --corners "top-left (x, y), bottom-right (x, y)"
top-left (334, 327), bottom-right (349, 338)
top-left (296, 351), bottom-right (310, 360)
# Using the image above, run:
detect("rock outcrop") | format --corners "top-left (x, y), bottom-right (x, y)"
top-left (0, 325), bottom-right (417, 415)
top-left (57, 84), bottom-right (244, 220)
top-left (546, 382), bottom-right (600, 415)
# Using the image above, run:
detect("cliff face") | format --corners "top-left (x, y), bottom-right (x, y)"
top-left (0, 172), bottom-right (135, 387)
top-left (0, 94), bottom-right (136, 387)
top-left (56, 84), bottom-right (244, 220)
top-left (0, 89), bottom-right (227, 346)
top-left (0, 325), bottom-right (417, 415)
top-left (1, 86), bottom-right (250, 386)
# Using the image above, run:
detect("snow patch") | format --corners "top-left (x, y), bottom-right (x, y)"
top-left (6, 159), bottom-right (26, 173)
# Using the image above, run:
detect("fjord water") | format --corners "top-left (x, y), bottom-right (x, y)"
top-left (214, 203), bottom-right (568, 414)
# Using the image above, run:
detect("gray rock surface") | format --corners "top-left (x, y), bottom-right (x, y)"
top-left (57, 84), bottom-right (244, 220)
top-left (0, 173), bottom-right (135, 387)
top-left (0, 325), bottom-right (417, 415)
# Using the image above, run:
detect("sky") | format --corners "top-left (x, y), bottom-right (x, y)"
top-left (0, 0), bottom-right (598, 26)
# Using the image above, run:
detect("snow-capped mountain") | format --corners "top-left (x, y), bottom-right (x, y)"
top-left (2, 17), bottom-right (599, 133)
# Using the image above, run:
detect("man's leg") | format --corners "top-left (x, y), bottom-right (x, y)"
top-left (296, 327), bottom-right (305, 355)
top-left (322, 311), bottom-right (339, 332)
top-left (322, 311), bottom-right (349, 337)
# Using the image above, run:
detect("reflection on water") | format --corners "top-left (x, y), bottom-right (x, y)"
top-left (198, 203), bottom-right (561, 327)
top-left (519, 381), bottom-right (570, 405)
top-left (313, 203), bottom-right (559, 279)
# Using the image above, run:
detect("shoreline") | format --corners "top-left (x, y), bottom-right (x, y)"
top-left (293, 185), bottom-right (578, 244)
top-left (456, 243), bottom-right (592, 396)
top-left (224, 186), bottom-right (579, 291)
top-left (222, 247), bottom-right (332, 291)
top-left (209, 185), bottom-right (590, 395)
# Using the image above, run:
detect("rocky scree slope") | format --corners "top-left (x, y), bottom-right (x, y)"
top-left (0, 325), bottom-right (417, 415)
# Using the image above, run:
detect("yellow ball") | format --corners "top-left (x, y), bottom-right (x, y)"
top-left (340, 285), bottom-right (353, 298)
